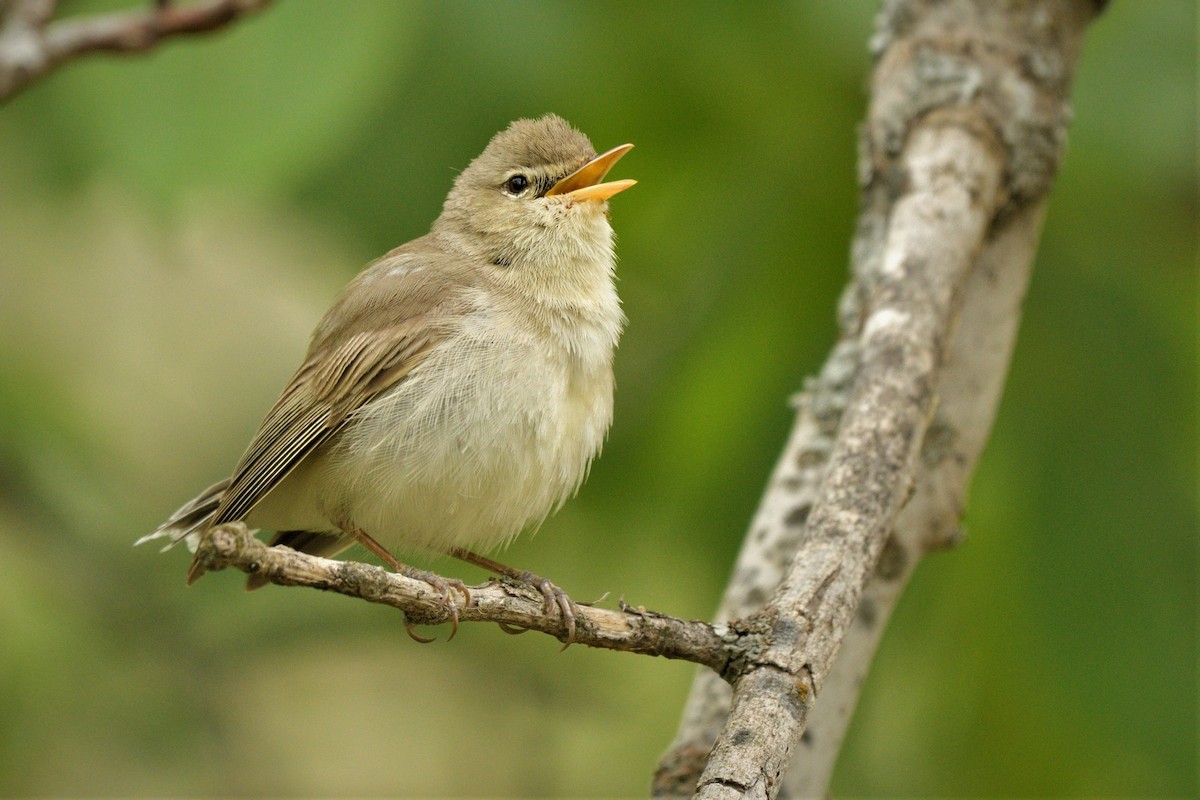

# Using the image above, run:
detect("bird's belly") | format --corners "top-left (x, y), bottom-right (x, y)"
top-left (268, 337), bottom-right (612, 555)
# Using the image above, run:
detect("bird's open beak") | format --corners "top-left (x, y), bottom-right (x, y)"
top-left (546, 143), bottom-right (636, 202)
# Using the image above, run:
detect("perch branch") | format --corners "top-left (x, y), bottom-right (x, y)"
top-left (0, 0), bottom-right (273, 102)
top-left (191, 521), bottom-right (738, 669)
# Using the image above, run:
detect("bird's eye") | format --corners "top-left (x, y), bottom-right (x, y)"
top-left (503, 174), bottom-right (530, 195)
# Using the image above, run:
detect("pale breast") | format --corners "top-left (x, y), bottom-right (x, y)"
top-left (302, 311), bottom-right (615, 555)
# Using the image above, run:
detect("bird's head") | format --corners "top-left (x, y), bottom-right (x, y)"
top-left (435, 114), bottom-right (635, 273)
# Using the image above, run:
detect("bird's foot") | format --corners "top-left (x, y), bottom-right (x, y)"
top-left (517, 569), bottom-right (579, 647)
top-left (346, 526), bottom-right (470, 643)
top-left (448, 551), bottom-right (578, 642)
top-left (446, 548), bottom-right (578, 645)
top-left (397, 565), bottom-right (471, 643)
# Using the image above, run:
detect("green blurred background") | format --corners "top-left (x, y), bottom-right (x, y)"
top-left (0, 1), bottom-right (1193, 796)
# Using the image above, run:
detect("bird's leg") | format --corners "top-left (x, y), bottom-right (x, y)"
top-left (348, 527), bottom-right (470, 642)
top-left (449, 548), bottom-right (578, 644)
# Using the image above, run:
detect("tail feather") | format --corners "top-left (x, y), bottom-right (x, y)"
top-left (141, 480), bottom-right (352, 591)
top-left (136, 479), bottom-right (230, 553)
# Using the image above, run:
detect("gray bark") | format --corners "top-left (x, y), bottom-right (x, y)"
top-left (653, 2), bottom-right (1103, 797)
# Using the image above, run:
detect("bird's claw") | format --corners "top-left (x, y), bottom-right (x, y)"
top-left (442, 549), bottom-right (578, 644)
top-left (403, 617), bottom-right (436, 644)
top-left (520, 572), bottom-right (578, 647)
top-left (399, 567), bottom-right (471, 642)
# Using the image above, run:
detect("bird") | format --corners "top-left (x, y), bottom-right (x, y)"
top-left (138, 114), bottom-right (635, 642)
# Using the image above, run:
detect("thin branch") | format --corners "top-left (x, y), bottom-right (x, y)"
top-left (191, 521), bottom-right (739, 669)
top-left (0, 0), bottom-right (273, 102)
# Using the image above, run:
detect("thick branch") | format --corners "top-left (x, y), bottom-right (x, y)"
top-left (693, 114), bottom-right (1004, 800)
top-left (0, 0), bottom-right (272, 102)
top-left (191, 521), bottom-right (737, 669)
top-left (783, 196), bottom-right (1050, 798)
top-left (654, 3), bottom-right (1101, 797)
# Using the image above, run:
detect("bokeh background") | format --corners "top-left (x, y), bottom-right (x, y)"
top-left (0, 1), bottom-right (1193, 796)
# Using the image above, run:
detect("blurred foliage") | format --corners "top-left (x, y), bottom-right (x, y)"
top-left (0, 1), bottom-right (1193, 796)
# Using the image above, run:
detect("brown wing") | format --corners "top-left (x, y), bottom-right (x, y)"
top-left (210, 319), bottom-right (439, 526)
top-left (200, 233), bottom-right (474, 528)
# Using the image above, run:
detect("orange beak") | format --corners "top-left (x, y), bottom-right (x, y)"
top-left (546, 143), bottom-right (636, 202)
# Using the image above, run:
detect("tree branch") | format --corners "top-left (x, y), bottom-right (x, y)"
top-left (692, 112), bottom-right (1005, 800)
top-left (191, 521), bottom-right (740, 669)
top-left (0, 0), bottom-right (272, 102)
top-left (654, 2), bottom-right (1103, 797)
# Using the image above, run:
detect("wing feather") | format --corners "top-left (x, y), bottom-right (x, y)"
top-left (210, 321), bottom-right (439, 526)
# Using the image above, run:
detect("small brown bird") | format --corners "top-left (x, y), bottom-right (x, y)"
top-left (139, 115), bottom-right (635, 641)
